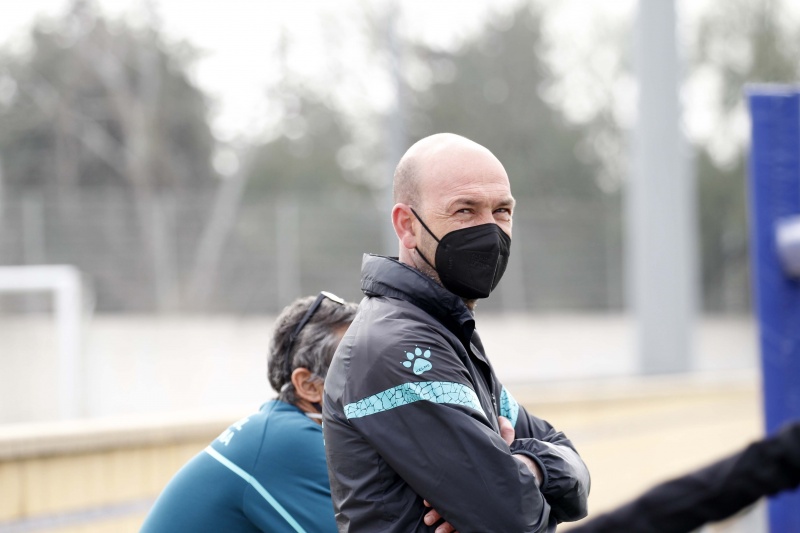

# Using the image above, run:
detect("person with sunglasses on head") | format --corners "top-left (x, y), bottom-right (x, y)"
top-left (323, 133), bottom-right (590, 533)
top-left (141, 292), bottom-right (357, 533)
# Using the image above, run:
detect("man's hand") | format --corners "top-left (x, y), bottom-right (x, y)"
top-left (421, 416), bottom-right (542, 532)
top-left (499, 415), bottom-right (543, 487)
top-left (498, 415), bottom-right (515, 445)
top-left (424, 500), bottom-right (458, 533)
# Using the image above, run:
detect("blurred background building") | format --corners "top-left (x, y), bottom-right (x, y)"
top-left (1, 0), bottom-right (798, 531)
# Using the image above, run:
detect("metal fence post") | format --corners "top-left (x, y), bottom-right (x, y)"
top-left (746, 85), bottom-right (800, 532)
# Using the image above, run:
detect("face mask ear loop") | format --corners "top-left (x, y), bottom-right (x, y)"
top-left (409, 207), bottom-right (441, 243)
top-left (409, 207), bottom-right (440, 270)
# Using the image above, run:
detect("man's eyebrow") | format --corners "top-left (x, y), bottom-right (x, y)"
top-left (447, 196), bottom-right (516, 209)
top-left (448, 197), bottom-right (481, 208)
top-left (491, 197), bottom-right (517, 210)
top-left (498, 197), bottom-right (516, 208)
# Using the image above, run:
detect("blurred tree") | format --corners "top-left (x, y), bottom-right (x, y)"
top-left (403, 3), bottom-right (604, 201)
top-left (691, 0), bottom-right (800, 311)
top-left (245, 90), bottom-right (368, 199)
top-left (0, 0), bottom-right (216, 194)
top-left (185, 89), bottom-right (373, 310)
top-left (0, 0), bottom-right (217, 312)
top-left (242, 2), bottom-right (607, 202)
top-left (531, 0), bottom-right (800, 312)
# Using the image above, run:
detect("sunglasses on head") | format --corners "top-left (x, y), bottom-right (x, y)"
top-left (283, 291), bottom-right (346, 382)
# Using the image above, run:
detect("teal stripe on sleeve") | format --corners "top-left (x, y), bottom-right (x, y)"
top-left (500, 386), bottom-right (520, 427)
top-left (204, 446), bottom-right (307, 533)
top-left (344, 381), bottom-right (486, 420)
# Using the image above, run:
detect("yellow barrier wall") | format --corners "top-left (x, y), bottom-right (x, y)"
top-left (0, 374), bottom-right (762, 532)
top-left (0, 410), bottom-right (245, 533)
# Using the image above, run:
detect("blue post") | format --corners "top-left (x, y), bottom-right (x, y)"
top-left (746, 86), bottom-right (800, 532)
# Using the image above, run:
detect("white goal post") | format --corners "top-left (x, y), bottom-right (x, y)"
top-left (0, 265), bottom-right (88, 419)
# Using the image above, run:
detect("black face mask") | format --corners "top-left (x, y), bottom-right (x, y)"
top-left (411, 208), bottom-right (511, 299)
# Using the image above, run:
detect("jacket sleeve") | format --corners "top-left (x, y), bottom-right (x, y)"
top-left (569, 421), bottom-right (800, 533)
top-left (343, 334), bottom-right (552, 533)
top-left (501, 386), bottom-right (591, 523)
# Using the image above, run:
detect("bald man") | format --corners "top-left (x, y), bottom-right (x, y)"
top-left (323, 133), bottom-right (590, 532)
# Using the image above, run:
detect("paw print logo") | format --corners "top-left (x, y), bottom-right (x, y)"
top-left (402, 346), bottom-right (432, 375)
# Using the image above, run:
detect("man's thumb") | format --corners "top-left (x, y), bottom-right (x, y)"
top-left (498, 416), bottom-right (515, 445)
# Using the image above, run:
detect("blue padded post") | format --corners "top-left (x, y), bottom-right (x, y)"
top-left (746, 85), bottom-right (800, 532)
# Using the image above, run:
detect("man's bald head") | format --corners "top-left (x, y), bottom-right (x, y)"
top-left (392, 147), bottom-right (420, 207)
top-left (393, 133), bottom-right (499, 209)
top-left (390, 133), bottom-right (514, 289)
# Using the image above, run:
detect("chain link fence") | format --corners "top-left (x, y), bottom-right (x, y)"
top-left (0, 187), bottom-right (624, 314)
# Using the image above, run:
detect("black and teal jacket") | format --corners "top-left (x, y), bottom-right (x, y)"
top-left (323, 254), bottom-right (590, 532)
top-left (141, 400), bottom-right (337, 533)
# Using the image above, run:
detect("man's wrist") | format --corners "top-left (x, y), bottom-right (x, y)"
top-left (512, 452), bottom-right (543, 487)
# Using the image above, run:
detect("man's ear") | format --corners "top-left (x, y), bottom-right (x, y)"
top-left (392, 203), bottom-right (417, 251)
top-left (291, 367), bottom-right (322, 404)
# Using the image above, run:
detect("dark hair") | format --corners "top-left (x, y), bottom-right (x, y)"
top-left (267, 294), bottom-right (357, 405)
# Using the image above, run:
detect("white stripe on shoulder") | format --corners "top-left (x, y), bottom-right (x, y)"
top-left (204, 446), bottom-right (307, 533)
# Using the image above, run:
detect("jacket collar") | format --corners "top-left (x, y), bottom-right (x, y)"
top-left (360, 254), bottom-right (476, 344)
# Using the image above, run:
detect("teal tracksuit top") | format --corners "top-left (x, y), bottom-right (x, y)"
top-left (141, 400), bottom-right (337, 533)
